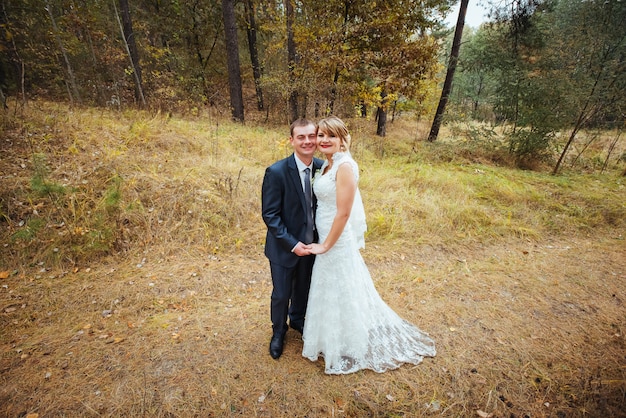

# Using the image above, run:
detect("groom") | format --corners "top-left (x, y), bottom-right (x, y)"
top-left (261, 118), bottom-right (323, 360)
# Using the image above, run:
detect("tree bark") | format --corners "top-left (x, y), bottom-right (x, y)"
top-left (245, 0), bottom-right (264, 111)
top-left (46, 0), bottom-right (81, 105)
top-left (601, 131), bottom-right (621, 174)
top-left (328, 68), bottom-right (339, 115)
top-left (427, 0), bottom-right (468, 142)
top-left (0, 2), bottom-right (24, 105)
top-left (0, 84), bottom-right (6, 109)
top-left (359, 100), bottom-right (367, 118)
top-left (115, 0), bottom-right (146, 107)
top-left (222, 0), bottom-right (245, 122)
top-left (376, 90), bottom-right (388, 137)
top-left (188, 2), bottom-right (219, 105)
top-left (84, 25), bottom-right (106, 106)
top-left (286, 0), bottom-right (298, 122)
top-left (328, 2), bottom-right (350, 116)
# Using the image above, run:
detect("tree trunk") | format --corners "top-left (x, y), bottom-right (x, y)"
top-left (115, 0), bottom-right (146, 107)
top-left (359, 100), bottom-right (367, 118)
top-left (286, 0), bottom-right (298, 122)
top-left (328, 68), bottom-right (339, 115)
top-left (301, 93), bottom-right (308, 119)
top-left (189, 7), bottom-right (219, 105)
top-left (601, 131), bottom-right (621, 174)
top-left (46, 0), bottom-right (81, 105)
top-left (0, 85), bottom-right (6, 109)
top-left (222, 0), bottom-right (245, 122)
top-left (328, 2), bottom-right (350, 116)
top-left (427, 0), bottom-right (468, 142)
top-left (1, 2), bottom-right (25, 104)
top-left (473, 76), bottom-right (484, 116)
top-left (245, 0), bottom-right (264, 111)
top-left (84, 25), bottom-right (106, 106)
top-left (553, 48), bottom-right (614, 175)
top-left (376, 91), bottom-right (388, 137)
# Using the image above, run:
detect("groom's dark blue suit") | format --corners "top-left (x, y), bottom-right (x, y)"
top-left (262, 153), bottom-right (323, 338)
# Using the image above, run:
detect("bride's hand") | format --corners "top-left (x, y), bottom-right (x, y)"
top-left (308, 243), bottom-right (328, 254)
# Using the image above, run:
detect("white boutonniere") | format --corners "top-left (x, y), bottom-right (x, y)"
top-left (311, 168), bottom-right (321, 185)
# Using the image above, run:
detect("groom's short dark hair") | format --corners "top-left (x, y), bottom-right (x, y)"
top-left (290, 118), bottom-right (317, 137)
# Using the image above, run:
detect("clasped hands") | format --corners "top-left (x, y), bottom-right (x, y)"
top-left (294, 242), bottom-right (327, 256)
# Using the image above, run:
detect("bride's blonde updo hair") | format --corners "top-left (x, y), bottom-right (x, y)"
top-left (318, 116), bottom-right (351, 151)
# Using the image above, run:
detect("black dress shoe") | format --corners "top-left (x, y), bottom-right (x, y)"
top-left (290, 323), bottom-right (303, 335)
top-left (269, 334), bottom-right (284, 359)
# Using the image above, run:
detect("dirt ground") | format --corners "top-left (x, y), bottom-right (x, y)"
top-left (1, 232), bottom-right (624, 417)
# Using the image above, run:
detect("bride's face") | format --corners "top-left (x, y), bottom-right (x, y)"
top-left (317, 130), bottom-right (342, 156)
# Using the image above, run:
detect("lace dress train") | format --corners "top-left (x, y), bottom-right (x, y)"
top-left (302, 153), bottom-right (436, 374)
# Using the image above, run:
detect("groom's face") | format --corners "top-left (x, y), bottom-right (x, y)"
top-left (290, 123), bottom-right (317, 162)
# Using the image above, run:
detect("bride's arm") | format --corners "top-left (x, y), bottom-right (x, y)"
top-left (309, 162), bottom-right (356, 254)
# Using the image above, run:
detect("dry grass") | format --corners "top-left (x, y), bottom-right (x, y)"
top-left (0, 102), bottom-right (625, 417)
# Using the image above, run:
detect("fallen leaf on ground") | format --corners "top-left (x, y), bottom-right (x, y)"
top-left (0, 271), bottom-right (9, 279)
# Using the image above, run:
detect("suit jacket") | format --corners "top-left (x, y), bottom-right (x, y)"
top-left (262, 154), bottom-right (324, 268)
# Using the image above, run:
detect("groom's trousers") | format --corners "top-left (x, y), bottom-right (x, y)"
top-left (269, 255), bottom-right (314, 335)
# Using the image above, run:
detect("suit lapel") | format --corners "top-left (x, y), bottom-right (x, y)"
top-left (288, 154), bottom-right (308, 214)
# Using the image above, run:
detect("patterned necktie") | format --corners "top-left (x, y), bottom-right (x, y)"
top-left (304, 168), bottom-right (313, 243)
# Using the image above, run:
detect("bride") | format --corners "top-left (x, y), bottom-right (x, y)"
top-left (302, 116), bottom-right (436, 374)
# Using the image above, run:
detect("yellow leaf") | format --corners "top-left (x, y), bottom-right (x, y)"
top-left (0, 271), bottom-right (9, 279)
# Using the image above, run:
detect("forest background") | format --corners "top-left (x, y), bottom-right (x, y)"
top-left (1, 0), bottom-right (624, 171)
top-left (0, 0), bottom-right (625, 416)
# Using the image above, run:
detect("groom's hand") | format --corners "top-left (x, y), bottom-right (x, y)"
top-left (293, 242), bottom-right (312, 256)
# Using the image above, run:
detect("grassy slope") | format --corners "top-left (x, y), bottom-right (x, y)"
top-left (0, 102), bottom-right (624, 417)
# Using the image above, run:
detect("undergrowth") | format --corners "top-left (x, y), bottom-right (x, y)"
top-left (0, 101), bottom-right (624, 271)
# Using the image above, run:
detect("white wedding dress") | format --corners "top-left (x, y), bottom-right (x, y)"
top-left (302, 152), bottom-right (436, 374)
